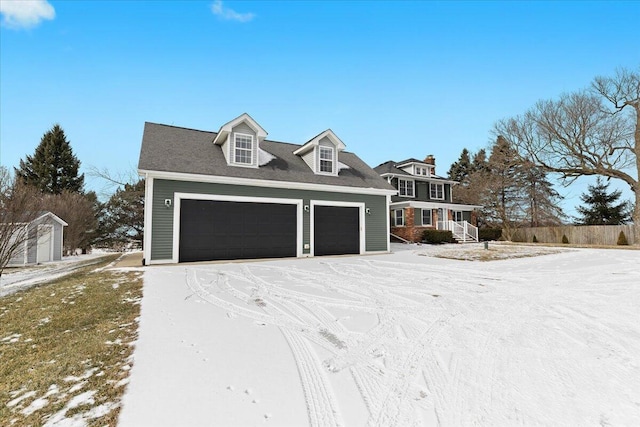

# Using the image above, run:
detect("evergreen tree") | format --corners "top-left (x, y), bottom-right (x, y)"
top-left (96, 179), bottom-right (145, 249)
top-left (481, 136), bottom-right (527, 239)
top-left (471, 149), bottom-right (488, 173)
top-left (448, 148), bottom-right (490, 226)
top-left (447, 148), bottom-right (472, 182)
top-left (16, 124), bottom-right (84, 194)
top-left (575, 178), bottom-right (632, 225)
top-left (521, 164), bottom-right (565, 227)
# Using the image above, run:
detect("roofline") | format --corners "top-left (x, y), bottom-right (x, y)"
top-left (144, 122), bottom-right (358, 153)
top-left (145, 122), bottom-right (215, 134)
top-left (396, 160), bottom-right (433, 168)
top-left (379, 172), bottom-right (458, 185)
top-left (138, 169), bottom-right (397, 196)
top-left (390, 201), bottom-right (482, 210)
top-left (34, 211), bottom-right (68, 226)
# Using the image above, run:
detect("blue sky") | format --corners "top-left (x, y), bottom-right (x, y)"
top-left (1, 0), bottom-right (638, 215)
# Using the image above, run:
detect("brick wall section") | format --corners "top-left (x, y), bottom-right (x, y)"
top-left (391, 207), bottom-right (436, 242)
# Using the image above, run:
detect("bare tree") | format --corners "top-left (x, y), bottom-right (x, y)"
top-left (43, 191), bottom-right (98, 255)
top-left (494, 67), bottom-right (639, 243)
top-left (0, 167), bottom-right (45, 277)
top-left (88, 166), bottom-right (144, 250)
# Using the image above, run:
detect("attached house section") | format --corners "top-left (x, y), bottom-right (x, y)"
top-left (138, 113), bottom-right (395, 264)
top-left (375, 156), bottom-right (481, 243)
top-left (145, 179), bottom-right (388, 264)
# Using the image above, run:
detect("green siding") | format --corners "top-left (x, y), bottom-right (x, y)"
top-left (390, 177), bottom-right (452, 203)
top-left (150, 178), bottom-right (388, 261)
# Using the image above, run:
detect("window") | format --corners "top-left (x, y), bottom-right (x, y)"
top-left (319, 146), bottom-right (334, 173)
top-left (453, 211), bottom-right (463, 222)
top-left (422, 209), bottom-right (432, 226)
top-left (393, 209), bottom-right (404, 226)
top-left (398, 179), bottom-right (414, 197)
top-left (234, 133), bottom-right (253, 165)
top-left (415, 166), bottom-right (429, 176)
top-left (430, 183), bottom-right (444, 200)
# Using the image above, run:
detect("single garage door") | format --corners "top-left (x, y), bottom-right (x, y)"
top-left (314, 205), bottom-right (360, 256)
top-left (179, 199), bottom-right (297, 262)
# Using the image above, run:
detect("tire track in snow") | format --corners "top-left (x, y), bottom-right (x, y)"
top-left (281, 329), bottom-right (344, 427)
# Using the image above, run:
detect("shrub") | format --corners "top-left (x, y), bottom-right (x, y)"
top-left (617, 231), bottom-right (629, 246)
top-left (479, 228), bottom-right (502, 241)
top-left (532, 235), bottom-right (538, 243)
top-left (562, 234), bottom-right (569, 244)
top-left (423, 229), bottom-right (455, 244)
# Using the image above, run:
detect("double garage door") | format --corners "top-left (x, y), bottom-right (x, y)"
top-left (179, 199), bottom-right (360, 262)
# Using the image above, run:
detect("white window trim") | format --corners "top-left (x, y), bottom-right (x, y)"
top-left (309, 200), bottom-right (365, 256)
top-left (393, 209), bottom-right (404, 227)
top-left (422, 209), bottom-right (432, 226)
top-left (232, 132), bottom-right (254, 167)
top-left (415, 166), bottom-right (429, 176)
top-left (398, 178), bottom-right (415, 198)
top-left (171, 193), bottom-right (304, 264)
top-left (430, 183), bottom-right (444, 200)
top-left (317, 146), bottom-right (335, 175)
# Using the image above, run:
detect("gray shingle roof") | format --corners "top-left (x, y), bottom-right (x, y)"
top-left (374, 160), bottom-right (451, 181)
top-left (138, 122), bottom-right (394, 191)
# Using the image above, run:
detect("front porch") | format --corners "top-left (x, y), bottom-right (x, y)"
top-left (390, 203), bottom-right (480, 243)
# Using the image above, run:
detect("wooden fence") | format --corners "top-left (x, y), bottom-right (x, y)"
top-left (511, 225), bottom-right (636, 246)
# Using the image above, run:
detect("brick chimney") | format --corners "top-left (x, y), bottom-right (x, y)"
top-left (424, 155), bottom-right (435, 174)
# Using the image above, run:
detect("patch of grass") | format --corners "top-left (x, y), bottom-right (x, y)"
top-left (0, 255), bottom-right (143, 426)
top-left (431, 245), bottom-right (564, 261)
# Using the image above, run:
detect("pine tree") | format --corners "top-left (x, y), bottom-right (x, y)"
top-left (471, 149), bottom-right (488, 173)
top-left (96, 179), bottom-right (145, 249)
top-left (575, 177), bottom-right (632, 225)
top-left (16, 124), bottom-right (84, 194)
top-left (481, 136), bottom-right (527, 239)
top-left (521, 164), bottom-right (565, 227)
top-left (447, 148), bottom-right (472, 182)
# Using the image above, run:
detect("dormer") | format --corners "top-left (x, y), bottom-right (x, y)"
top-left (293, 129), bottom-right (346, 176)
top-left (396, 155), bottom-right (436, 177)
top-left (213, 113), bottom-right (268, 168)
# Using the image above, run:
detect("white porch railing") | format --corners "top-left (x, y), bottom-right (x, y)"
top-left (437, 220), bottom-right (478, 242)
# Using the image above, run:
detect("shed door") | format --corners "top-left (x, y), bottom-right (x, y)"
top-left (179, 199), bottom-right (297, 262)
top-left (37, 225), bottom-right (53, 263)
top-left (314, 206), bottom-right (360, 256)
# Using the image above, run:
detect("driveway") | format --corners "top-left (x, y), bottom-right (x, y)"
top-left (118, 244), bottom-right (640, 426)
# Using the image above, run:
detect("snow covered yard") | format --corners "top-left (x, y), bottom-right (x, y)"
top-left (119, 245), bottom-right (640, 426)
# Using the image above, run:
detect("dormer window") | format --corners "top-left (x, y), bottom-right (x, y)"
top-left (415, 166), bottom-right (429, 176)
top-left (319, 146), bottom-right (334, 174)
top-left (213, 114), bottom-right (267, 168)
top-left (234, 133), bottom-right (253, 165)
top-left (293, 129), bottom-right (345, 176)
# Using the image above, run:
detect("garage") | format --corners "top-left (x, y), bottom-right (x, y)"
top-left (178, 199), bottom-right (298, 262)
top-left (313, 205), bottom-right (361, 256)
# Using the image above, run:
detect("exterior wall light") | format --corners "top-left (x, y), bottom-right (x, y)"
top-left (365, 207), bottom-right (371, 215)
top-left (304, 205), bottom-right (310, 212)
top-left (165, 199), bottom-right (172, 208)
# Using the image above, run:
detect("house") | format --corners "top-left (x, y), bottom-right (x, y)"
top-left (137, 113), bottom-right (397, 264)
top-left (7, 211), bottom-right (67, 266)
top-left (374, 156), bottom-right (480, 243)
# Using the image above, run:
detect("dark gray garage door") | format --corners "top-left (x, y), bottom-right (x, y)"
top-left (179, 199), bottom-right (297, 262)
top-left (314, 205), bottom-right (360, 256)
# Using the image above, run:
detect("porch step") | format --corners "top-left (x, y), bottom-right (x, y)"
top-left (452, 234), bottom-right (478, 243)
